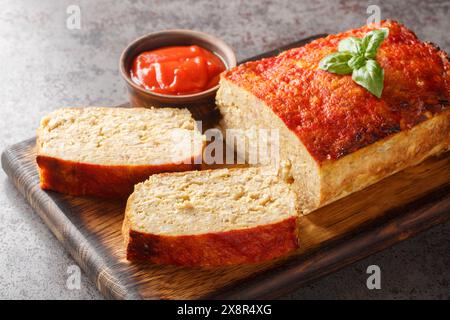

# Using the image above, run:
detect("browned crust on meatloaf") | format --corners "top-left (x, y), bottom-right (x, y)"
top-left (122, 194), bottom-right (299, 267)
top-left (222, 20), bottom-right (450, 163)
top-left (36, 155), bottom-right (201, 198)
top-left (317, 109), bottom-right (450, 206)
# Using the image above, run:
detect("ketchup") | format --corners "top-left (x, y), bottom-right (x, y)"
top-left (130, 45), bottom-right (226, 95)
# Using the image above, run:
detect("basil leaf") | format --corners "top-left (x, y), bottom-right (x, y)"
top-left (352, 59), bottom-right (384, 98)
top-left (338, 37), bottom-right (363, 55)
top-left (318, 52), bottom-right (353, 74)
top-left (348, 55), bottom-right (366, 70)
top-left (362, 28), bottom-right (389, 59)
top-left (318, 28), bottom-right (389, 97)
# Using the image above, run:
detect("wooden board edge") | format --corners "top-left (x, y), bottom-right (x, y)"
top-left (206, 186), bottom-right (450, 299)
top-left (1, 141), bottom-right (142, 300)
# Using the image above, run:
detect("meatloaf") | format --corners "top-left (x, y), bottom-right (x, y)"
top-left (216, 20), bottom-right (450, 213)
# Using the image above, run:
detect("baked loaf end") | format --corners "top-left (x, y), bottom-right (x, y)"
top-left (217, 20), bottom-right (450, 213)
top-left (36, 107), bottom-right (204, 198)
top-left (123, 167), bottom-right (299, 267)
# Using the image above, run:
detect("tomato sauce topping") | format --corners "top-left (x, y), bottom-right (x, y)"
top-left (224, 20), bottom-right (450, 162)
top-left (131, 45), bottom-right (226, 95)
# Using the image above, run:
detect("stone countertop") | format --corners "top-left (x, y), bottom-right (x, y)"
top-left (0, 0), bottom-right (449, 299)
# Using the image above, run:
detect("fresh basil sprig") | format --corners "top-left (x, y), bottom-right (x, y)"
top-left (319, 28), bottom-right (389, 98)
top-left (319, 52), bottom-right (353, 74)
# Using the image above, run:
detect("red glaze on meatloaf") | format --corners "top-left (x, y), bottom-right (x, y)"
top-left (123, 216), bottom-right (298, 267)
top-left (37, 155), bottom-right (200, 198)
top-left (223, 20), bottom-right (450, 162)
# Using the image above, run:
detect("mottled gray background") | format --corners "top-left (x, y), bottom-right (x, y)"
top-left (0, 0), bottom-right (449, 300)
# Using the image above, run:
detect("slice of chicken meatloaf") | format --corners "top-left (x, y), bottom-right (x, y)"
top-left (36, 107), bottom-right (204, 197)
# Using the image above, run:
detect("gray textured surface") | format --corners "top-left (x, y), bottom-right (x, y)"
top-left (0, 0), bottom-right (449, 300)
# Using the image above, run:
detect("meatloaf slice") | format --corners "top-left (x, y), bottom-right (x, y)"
top-left (36, 107), bottom-right (204, 198)
top-left (122, 167), bottom-right (299, 267)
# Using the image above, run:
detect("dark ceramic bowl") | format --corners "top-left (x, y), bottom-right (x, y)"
top-left (119, 29), bottom-right (237, 108)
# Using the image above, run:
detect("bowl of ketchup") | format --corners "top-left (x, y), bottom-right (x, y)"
top-left (120, 29), bottom-right (236, 107)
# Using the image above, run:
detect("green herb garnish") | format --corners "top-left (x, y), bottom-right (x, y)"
top-left (319, 28), bottom-right (389, 98)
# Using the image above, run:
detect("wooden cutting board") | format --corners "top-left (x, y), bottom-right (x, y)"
top-left (2, 35), bottom-right (450, 299)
